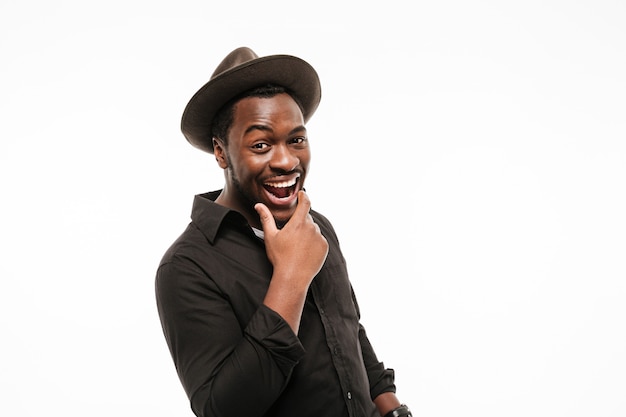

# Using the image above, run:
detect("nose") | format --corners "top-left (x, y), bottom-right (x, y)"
top-left (269, 144), bottom-right (298, 172)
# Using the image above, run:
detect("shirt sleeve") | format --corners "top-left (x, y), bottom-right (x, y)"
top-left (313, 209), bottom-right (398, 401)
top-left (155, 257), bottom-right (306, 417)
top-left (351, 286), bottom-right (397, 400)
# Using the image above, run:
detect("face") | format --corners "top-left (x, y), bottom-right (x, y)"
top-left (214, 93), bottom-right (310, 228)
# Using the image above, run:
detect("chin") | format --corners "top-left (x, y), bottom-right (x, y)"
top-left (272, 211), bottom-right (295, 229)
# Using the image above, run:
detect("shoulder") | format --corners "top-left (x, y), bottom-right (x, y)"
top-left (310, 208), bottom-right (342, 246)
top-left (156, 215), bottom-right (271, 292)
top-left (158, 222), bottom-right (205, 268)
top-left (310, 208), bottom-right (334, 230)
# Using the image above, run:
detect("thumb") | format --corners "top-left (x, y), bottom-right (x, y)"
top-left (254, 202), bottom-right (278, 234)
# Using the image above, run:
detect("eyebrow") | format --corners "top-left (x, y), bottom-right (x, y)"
top-left (244, 124), bottom-right (307, 136)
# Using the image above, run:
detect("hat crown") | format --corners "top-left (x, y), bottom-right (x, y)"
top-left (211, 47), bottom-right (259, 78)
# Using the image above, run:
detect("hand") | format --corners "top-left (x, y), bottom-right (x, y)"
top-left (255, 191), bottom-right (329, 289)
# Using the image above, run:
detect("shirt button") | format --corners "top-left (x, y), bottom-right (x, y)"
top-left (319, 308), bottom-right (325, 315)
top-left (347, 391), bottom-right (352, 400)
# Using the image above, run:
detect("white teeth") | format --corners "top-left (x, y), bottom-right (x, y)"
top-left (265, 177), bottom-right (298, 188)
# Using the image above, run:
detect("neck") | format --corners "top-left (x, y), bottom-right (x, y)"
top-left (215, 186), bottom-right (262, 229)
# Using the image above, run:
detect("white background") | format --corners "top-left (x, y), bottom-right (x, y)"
top-left (1, 1), bottom-right (625, 416)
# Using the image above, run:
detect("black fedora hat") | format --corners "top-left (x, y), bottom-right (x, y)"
top-left (180, 47), bottom-right (322, 154)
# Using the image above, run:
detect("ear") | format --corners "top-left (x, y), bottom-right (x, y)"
top-left (213, 137), bottom-right (229, 169)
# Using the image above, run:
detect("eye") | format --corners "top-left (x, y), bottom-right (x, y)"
top-left (290, 136), bottom-right (308, 145)
top-left (251, 142), bottom-right (270, 151)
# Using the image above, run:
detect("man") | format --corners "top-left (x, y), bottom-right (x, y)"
top-left (156, 47), bottom-right (411, 417)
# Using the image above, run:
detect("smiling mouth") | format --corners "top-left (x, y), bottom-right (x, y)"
top-left (263, 176), bottom-right (299, 199)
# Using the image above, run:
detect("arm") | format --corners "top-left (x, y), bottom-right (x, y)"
top-left (255, 190), bottom-right (329, 334)
top-left (351, 288), bottom-right (407, 416)
top-left (374, 392), bottom-right (403, 416)
top-left (156, 260), bottom-right (305, 417)
top-left (360, 321), bottom-right (404, 416)
top-left (156, 192), bottom-right (328, 417)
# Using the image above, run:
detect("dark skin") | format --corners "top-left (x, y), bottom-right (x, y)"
top-left (213, 93), bottom-right (309, 230)
top-left (212, 93), bottom-right (402, 416)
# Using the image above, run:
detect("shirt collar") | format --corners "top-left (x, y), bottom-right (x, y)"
top-left (190, 190), bottom-right (251, 244)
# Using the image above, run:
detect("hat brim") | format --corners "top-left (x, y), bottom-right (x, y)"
top-left (181, 54), bottom-right (321, 154)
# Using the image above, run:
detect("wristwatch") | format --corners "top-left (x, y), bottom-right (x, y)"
top-left (383, 404), bottom-right (412, 417)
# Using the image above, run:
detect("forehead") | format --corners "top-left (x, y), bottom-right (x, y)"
top-left (232, 93), bottom-right (305, 128)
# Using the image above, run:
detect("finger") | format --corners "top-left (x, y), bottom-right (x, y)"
top-left (292, 190), bottom-right (312, 222)
top-left (254, 202), bottom-right (278, 234)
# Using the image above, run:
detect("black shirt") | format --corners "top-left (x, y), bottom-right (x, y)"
top-left (156, 191), bottom-right (395, 417)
